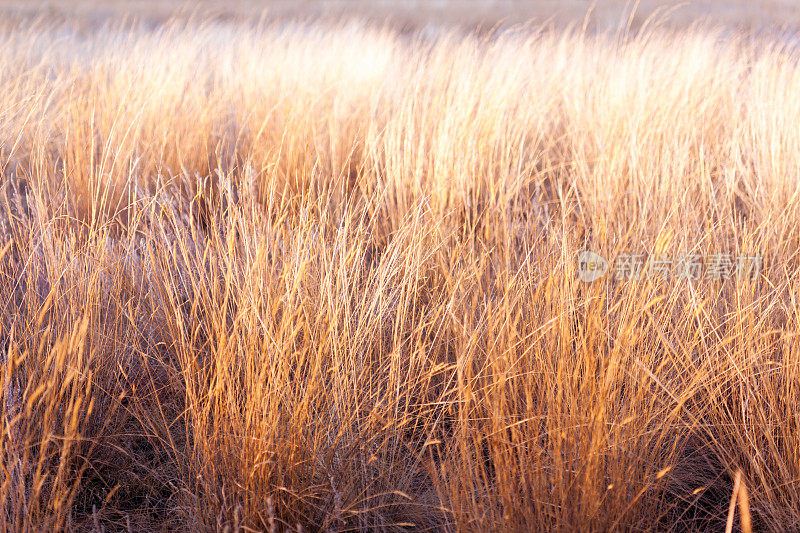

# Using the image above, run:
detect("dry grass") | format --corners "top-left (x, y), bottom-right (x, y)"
top-left (0, 10), bottom-right (799, 532)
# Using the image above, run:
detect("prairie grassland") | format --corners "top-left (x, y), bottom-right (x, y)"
top-left (0, 13), bottom-right (799, 532)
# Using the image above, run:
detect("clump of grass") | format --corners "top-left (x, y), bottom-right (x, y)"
top-left (0, 14), bottom-right (798, 531)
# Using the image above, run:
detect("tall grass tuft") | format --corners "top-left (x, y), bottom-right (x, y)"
top-left (0, 15), bottom-right (798, 531)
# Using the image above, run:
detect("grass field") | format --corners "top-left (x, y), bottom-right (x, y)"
top-left (1, 2), bottom-right (800, 531)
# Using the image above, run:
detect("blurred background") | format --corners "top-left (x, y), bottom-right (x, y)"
top-left (2, 1), bottom-right (800, 33)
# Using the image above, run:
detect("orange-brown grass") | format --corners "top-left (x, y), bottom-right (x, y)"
top-left (0, 15), bottom-right (798, 532)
